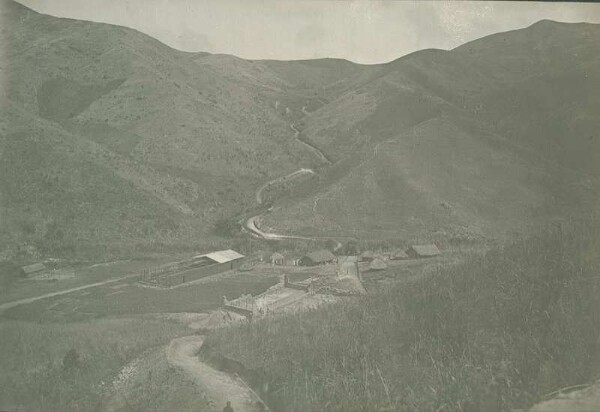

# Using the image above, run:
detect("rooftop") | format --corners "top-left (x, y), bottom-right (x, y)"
top-left (305, 249), bottom-right (337, 263)
top-left (408, 244), bottom-right (441, 257)
top-left (21, 263), bottom-right (46, 274)
top-left (194, 249), bottom-right (245, 264)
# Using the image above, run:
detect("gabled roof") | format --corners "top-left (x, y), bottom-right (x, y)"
top-left (408, 244), bottom-right (440, 257)
top-left (369, 257), bottom-right (387, 270)
top-left (22, 263), bottom-right (46, 274)
top-left (194, 249), bottom-right (245, 263)
top-left (390, 250), bottom-right (409, 260)
top-left (270, 252), bottom-right (285, 260)
top-left (304, 249), bottom-right (336, 263)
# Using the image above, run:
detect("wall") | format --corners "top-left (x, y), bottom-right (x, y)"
top-left (161, 258), bottom-right (244, 287)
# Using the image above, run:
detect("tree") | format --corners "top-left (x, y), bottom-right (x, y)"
top-left (343, 240), bottom-right (360, 256)
top-left (325, 239), bottom-right (339, 253)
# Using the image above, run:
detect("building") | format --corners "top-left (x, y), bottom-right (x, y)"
top-left (360, 251), bottom-right (376, 262)
top-left (369, 257), bottom-right (387, 271)
top-left (299, 250), bottom-right (337, 266)
top-left (191, 249), bottom-right (245, 271)
top-left (389, 250), bottom-right (409, 260)
top-left (142, 249), bottom-right (245, 287)
top-left (21, 263), bottom-right (46, 277)
top-left (270, 252), bottom-right (285, 266)
top-left (406, 244), bottom-right (441, 259)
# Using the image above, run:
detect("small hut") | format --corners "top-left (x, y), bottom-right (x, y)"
top-left (299, 250), bottom-right (337, 266)
top-left (369, 258), bottom-right (387, 271)
top-left (21, 263), bottom-right (46, 277)
top-left (270, 252), bottom-right (285, 266)
top-left (406, 244), bottom-right (441, 259)
top-left (389, 250), bottom-right (409, 261)
top-left (360, 251), bottom-right (376, 262)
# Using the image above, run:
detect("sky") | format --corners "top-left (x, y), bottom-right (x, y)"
top-left (16, 0), bottom-right (600, 64)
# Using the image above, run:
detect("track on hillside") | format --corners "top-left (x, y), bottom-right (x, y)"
top-left (290, 122), bottom-right (332, 165)
top-left (166, 336), bottom-right (268, 412)
top-left (255, 168), bottom-right (315, 205)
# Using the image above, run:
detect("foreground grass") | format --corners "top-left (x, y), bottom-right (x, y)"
top-left (204, 223), bottom-right (600, 411)
top-left (106, 345), bottom-right (209, 412)
top-left (0, 317), bottom-right (197, 412)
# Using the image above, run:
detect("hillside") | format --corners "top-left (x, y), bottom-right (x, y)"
top-left (1, 0), bottom-right (599, 260)
top-left (0, 0), bottom-right (366, 259)
top-left (204, 222), bottom-right (600, 411)
top-left (264, 20), bottom-right (600, 242)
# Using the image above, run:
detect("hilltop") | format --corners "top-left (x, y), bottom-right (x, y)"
top-left (1, 0), bottom-right (598, 260)
top-left (0, 0), bottom-right (365, 259)
top-left (264, 19), bottom-right (600, 242)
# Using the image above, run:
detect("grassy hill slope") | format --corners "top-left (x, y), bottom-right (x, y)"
top-left (264, 20), bottom-right (600, 242)
top-left (204, 221), bottom-right (600, 411)
top-left (0, 0), bottom-right (367, 259)
top-left (2, 0), bottom-right (598, 259)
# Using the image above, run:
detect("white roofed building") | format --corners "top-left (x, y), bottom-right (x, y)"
top-left (194, 249), bottom-right (245, 264)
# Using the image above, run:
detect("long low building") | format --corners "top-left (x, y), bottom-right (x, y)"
top-left (21, 263), bottom-right (46, 277)
top-left (299, 250), bottom-right (337, 266)
top-left (142, 249), bottom-right (245, 287)
top-left (192, 249), bottom-right (245, 270)
top-left (406, 244), bottom-right (441, 258)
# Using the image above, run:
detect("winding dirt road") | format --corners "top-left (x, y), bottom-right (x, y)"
top-left (290, 122), bottom-right (332, 165)
top-left (255, 168), bottom-right (314, 205)
top-left (245, 215), bottom-right (314, 241)
top-left (166, 336), bottom-right (268, 412)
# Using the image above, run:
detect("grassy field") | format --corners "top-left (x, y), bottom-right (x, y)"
top-left (0, 259), bottom-right (175, 305)
top-left (204, 221), bottom-right (600, 412)
top-left (2, 272), bottom-right (278, 322)
top-left (0, 317), bottom-right (203, 412)
top-left (0, 254), bottom-right (280, 411)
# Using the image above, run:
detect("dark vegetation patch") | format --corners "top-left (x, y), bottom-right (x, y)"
top-left (64, 121), bottom-right (143, 156)
top-left (37, 77), bottom-right (125, 121)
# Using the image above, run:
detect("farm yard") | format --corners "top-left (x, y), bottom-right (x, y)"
top-left (3, 226), bottom-right (594, 412)
top-left (0, 241), bottom-right (457, 412)
top-left (203, 225), bottom-right (600, 412)
top-left (0, 253), bottom-right (285, 411)
top-left (2, 272), bottom-right (278, 322)
top-left (0, 258), bottom-right (179, 305)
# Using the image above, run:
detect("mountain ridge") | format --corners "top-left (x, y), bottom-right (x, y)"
top-left (1, 0), bottom-right (598, 259)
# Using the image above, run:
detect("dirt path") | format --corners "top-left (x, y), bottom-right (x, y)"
top-left (290, 122), bottom-right (332, 165)
top-left (255, 168), bottom-right (314, 205)
top-left (166, 335), bottom-right (268, 412)
top-left (530, 381), bottom-right (600, 411)
top-left (245, 215), bottom-right (314, 241)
